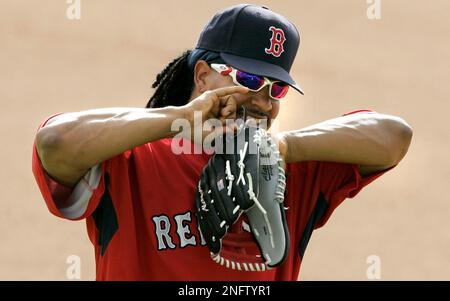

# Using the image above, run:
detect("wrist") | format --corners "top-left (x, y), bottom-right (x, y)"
top-left (178, 104), bottom-right (194, 128)
top-left (276, 133), bottom-right (289, 163)
top-left (148, 106), bottom-right (188, 139)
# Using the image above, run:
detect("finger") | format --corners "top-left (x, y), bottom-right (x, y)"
top-left (212, 85), bottom-right (249, 98)
top-left (220, 98), bottom-right (237, 119)
top-left (206, 156), bottom-right (241, 225)
top-left (197, 174), bottom-right (227, 238)
top-left (196, 210), bottom-right (221, 254)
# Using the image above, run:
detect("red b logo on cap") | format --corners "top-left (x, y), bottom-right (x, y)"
top-left (265, 26), bottom-right (286, 57)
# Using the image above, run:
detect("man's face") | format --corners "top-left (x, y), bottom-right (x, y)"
top-left (207, 66), bottom-right (281, 128)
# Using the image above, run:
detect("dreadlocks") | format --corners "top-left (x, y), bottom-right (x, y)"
top-left (146, 49), bottom-right (226, 109)
top-left (146, 50), bottom-right (194, 108)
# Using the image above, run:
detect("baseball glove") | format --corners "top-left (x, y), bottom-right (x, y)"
top-left (195, 119), bottom-right (289, 271)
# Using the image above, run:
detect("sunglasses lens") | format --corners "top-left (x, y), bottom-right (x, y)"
top-left (271, 82), bottom-right (289, 99)
top-left (236, 70), bottom-right (265, 91)
top-left (234, 68), bottom-right (289, 99)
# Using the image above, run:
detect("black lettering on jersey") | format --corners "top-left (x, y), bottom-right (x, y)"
top-left (92, 173), bottom-right (119, 256)
top-left (298, 191), bottom-right (329, 259)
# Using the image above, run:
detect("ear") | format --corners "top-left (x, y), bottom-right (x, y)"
top-left (193, 60), bottom-right (213, 94)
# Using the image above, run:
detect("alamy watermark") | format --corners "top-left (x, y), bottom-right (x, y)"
top-left (366, 255), bottom-right (381, 280)
top-left (66, 0), bottom-right (81, 20)
top-left (66, 255), bottom-right (81, 280)
top-left (366, 0), bottom-right (381, 20)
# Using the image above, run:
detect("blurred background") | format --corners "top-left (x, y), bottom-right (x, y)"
top-left (1, 0), bottom-right (449, 280)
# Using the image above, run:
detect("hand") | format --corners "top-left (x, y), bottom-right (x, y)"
top-left (180, 86), bottom-right (249, 144)
top-left (184, 86), bottom-right (249, 123)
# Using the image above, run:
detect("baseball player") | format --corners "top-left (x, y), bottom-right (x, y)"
top-left (32, 4), bottom-right (412, 280)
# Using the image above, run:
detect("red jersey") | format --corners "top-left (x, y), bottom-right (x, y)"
top-left (32, 113), bottom-right (390, 281)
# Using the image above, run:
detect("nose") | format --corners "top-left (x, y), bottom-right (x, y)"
top-left (250, 87), bottom-right (272, 111)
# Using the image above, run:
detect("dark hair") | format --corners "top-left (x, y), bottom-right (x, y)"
top-left (145, 50), bottom-right (194, 108)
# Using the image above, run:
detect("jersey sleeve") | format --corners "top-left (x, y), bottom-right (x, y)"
top-left (314, 161), bottom-right (393, 229)
top-left (313, 108), bottom-right (392, 227)
top-left (32, 114), bottom-right (107, 220)
top-left (285, 109), bottom-right (394, 230)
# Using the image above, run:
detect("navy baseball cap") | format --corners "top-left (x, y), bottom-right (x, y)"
top-left (196, 4), bottom-right (304, 95)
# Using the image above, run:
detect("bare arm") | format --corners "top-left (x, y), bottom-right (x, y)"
top-left (278, 112), bottom-right (413, 176)
top-left (36, 106), bottom-right (184, 187)
top-left (36, 86), bottom-right (248, 187)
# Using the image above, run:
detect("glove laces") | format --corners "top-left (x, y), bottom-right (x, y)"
top-left (236, 141), bottom-right (248, 186)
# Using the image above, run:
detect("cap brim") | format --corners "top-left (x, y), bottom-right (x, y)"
top-left (220, 53), bottom-right (304, 95)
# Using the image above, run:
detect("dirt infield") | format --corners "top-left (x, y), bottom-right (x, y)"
top-left (1, 0), bottom-right (449, 280)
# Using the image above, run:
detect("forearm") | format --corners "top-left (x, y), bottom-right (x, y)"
top-left (35, 85), bottom-right (248, 187)
top-left (280, 112), bottom-right (413, 167)
top-left (36, 106), bottom-right (184, 185)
